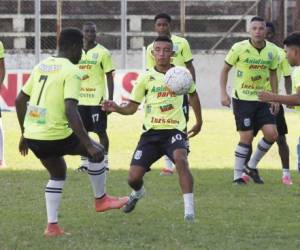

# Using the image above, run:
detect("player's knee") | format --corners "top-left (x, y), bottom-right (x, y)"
top-left (173, 154), bottom-right (188, 169)
top-left (127, 171), bottom-right (142, 187)
top-left (265, 130), bottom-right (278, 143)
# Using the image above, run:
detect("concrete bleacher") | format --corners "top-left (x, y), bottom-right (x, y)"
top-left (0, 0), bottom-right (295, 51)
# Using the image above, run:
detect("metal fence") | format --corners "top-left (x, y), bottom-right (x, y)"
top-left (0, 0), bottom-right (297, 69)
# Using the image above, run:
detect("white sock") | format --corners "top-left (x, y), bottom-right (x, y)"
top-left (133, 186), bottom-right (145, 199)
top-left (88, 160), bottom-right (106, 198)
top-left (234, 143), bottom-right (250, 180)
top-left (248, 138), bottom-right (273, 169)
top-left (164, 156), bottom-right (174, 170)
top-left (283, 169), bottom-right (290, 177)
top-left (104, 154), bottom-right (109, 170)
top-left (80, 156), bottom-right (88, 167)
top-left (0, 119), bottom-right (4, 164)
top-left (183, 193), bottom-right (194, 216)
top-left (45, 180), bottom-right (65, 224)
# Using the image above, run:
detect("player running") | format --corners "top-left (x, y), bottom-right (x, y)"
top-left (15, 28), bottom-right (128, 237)
top-left (220, 16), bottom-right (279, 184)
top-left (103, 36), bottom-right (202, 222)
top-left (0, 41), bottom-right (5, 168)
top-left (77, 22), bottom-right (115, 173)
top-left (146, 13), bottom-right (196, 176)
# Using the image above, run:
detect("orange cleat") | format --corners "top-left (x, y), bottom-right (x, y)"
top-left (44, 223), bottom-right (65, 237)
top-left (160, 167), bottom-right (175, 176)
top-left (95, 194), bottom-right (129, 212)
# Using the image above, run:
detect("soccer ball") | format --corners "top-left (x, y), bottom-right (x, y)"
top-left (164, 66), bottom-right (193, 95)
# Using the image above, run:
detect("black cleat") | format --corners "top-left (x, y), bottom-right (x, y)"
top-left (233, 178), bottom-right (247, 185)
top-left (75, 165), bottom-right (88, 173)
top-left (123, 195), bottom-right (139, 213)
top-left (244, 166), bottom-right (264, 184)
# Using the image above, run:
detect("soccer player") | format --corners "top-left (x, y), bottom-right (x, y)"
top-left (103, 36), bottom-right (203, 221)
top-left (263, 21), bottom-right (293, 185)
top-left (220, 16), bottom-right (279, 184)
top-left (146, 13), bottom-right (196, 176)
top-left (15, 28), bottom-right (128, 237)
top-left (77, 22), bottom-right (115, 172)
top-left (0, 41), bottom-right (5, 168)
top-left (259, 32), bottom-right (300, 175)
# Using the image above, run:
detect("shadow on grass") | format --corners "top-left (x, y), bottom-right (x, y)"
top-left (0, 168), bottom-right (300, 250)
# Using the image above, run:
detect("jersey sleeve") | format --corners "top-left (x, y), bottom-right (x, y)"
top-left (0, 42), bottom-right (4, 59)
top-left (293, 68), bottom-right (300, 90)
top-left (225, 43), bottom-right (240, 66)
top-left (130, 73), bottom-right (148, 103)
top-left (188, 81), bottom-right (197, 94)
top-left (146, 44), bottom-right (155, 69)
top-left (102, 50), bottom-right (115, 73)
top-left (269, 48), bottom-right (279, 70)
top-left (182, 39), bottom-right (193, 63)
top-left (64, 68), bottom-right (82, 100)
top-left (280, 55), bottom-right (291, 77)
top-left (22, 70), bottom-right (35, 96)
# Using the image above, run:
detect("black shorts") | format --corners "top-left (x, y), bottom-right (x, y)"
top-left (232, 98), bottom-right (276, 132)
top-left (78, 105), bottom-right (107, 134)
top-left (130, 129), bottom-right (188, 170)
top-left (253, 104), bottom-right (288, 136)
top-left (26, 133), bottom-right (80, 159)
top-left (183, 94), bottom-right (189, 122)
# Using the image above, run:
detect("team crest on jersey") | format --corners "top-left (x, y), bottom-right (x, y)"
top-left (134, 150), bottom-right (142, 160)
top-left (244, 118), bottom-right (251, 127)
top-left (268, 52), bottom-right (273, 60)
top-left (92, 53), bottom-right (99, 60)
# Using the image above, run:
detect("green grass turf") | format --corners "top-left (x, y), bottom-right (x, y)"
top-left (1, 110), bottom-right (300, 250)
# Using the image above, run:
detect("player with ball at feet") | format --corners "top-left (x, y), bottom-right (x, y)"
top-left (102, 36), bottom-right (203, 222)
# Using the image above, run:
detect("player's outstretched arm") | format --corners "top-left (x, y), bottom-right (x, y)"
top-left (185, 61), bottom-right (196, 82)
top-left (188, 91), bottom-right (203, 138)
top-left (106, 72), bottom-right (114, 101)
top-left (102, 100), bottom-right (139, 115)
top-left (65, 99), bottom-right (104, 161)
top-left (259, 87), bottom-right (300, 106)
top-left (220, 63), bottom-right (232, 107)
top-left (15, 91), bottom-right (30, 156)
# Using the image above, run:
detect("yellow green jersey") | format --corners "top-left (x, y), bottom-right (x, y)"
top-left (22, 57), bottom-right (82, 140)
top-left (225, 39), bottom-right (279, 101)
top-left (130, 67), bottom-right (196, 131)
top-left (264, 46), bottom-right (291, 91)
top-left (292, 66), bottom-right (300, 116)
top-left (0, 41), bottom-right (4, 59)
top-left (146, 35), bottom-right (193, 69)
top-left (78, 44), bottom-right (115, 105)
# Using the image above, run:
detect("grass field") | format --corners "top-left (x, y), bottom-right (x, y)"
top-left (1, 109), bottom-right (300, 250)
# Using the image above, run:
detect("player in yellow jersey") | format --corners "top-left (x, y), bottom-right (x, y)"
top-left (15, 28), bottom-right (128, 237)
top-left (103, 36), bottom-right (203, 222)
top-left (77, 22), bottom-right (115, 172)
top-left (146, 13), bottom-right (196, 176)
top-left (259, 32), bottom-right (300, 176)
top-left (262, 22), bottom-right (292, 185)
top-left (220, 16), bottom-right (279, 184)
top-left (0, 41), bottom-right (5, 168)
